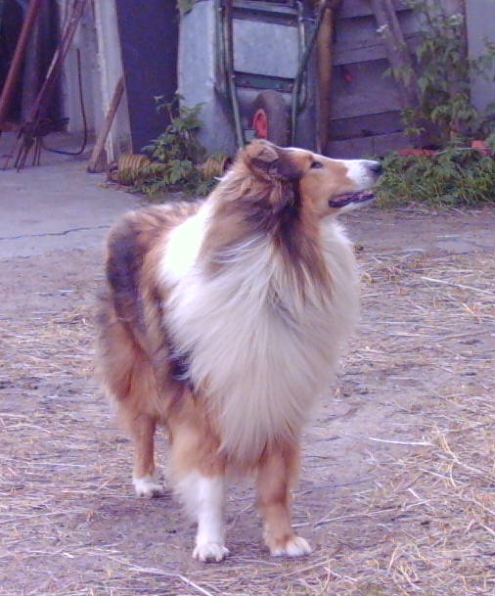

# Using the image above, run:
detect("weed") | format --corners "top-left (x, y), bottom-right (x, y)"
top-left (377, 144), bottom-right (495, 207)
top-left (379, 2), bottom-right (495, 207)
top-left (391, 1), bottom-right (495, 145)
top-left (137, 95), bottom-right (219, 198)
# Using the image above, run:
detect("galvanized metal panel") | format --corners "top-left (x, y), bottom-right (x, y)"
top-left (233, 19), bottom-right (299, 79)
top-left (178, 0), bottom-right (316, 153)
top-left (178, 0), bottom-right (237, 154)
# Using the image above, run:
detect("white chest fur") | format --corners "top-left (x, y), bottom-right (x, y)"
top-left (159, 206), bottom-right (359, 462)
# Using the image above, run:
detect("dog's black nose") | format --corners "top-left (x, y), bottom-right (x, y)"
top-left (369, 161), bottom-right (383, 176)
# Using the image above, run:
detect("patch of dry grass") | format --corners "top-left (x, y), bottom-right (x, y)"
top-left (0, 248), bottom-right (494, 595)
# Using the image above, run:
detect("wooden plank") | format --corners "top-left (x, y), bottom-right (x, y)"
top-left (324, 0), bottom-right (430, 155)
top-left (0, 0), bottom-right (43, 127)
top-left (316, 6), bottom-right (335, 152)
top-left (327, 131), bottom-right (410, 158)
top-left (338, 0), bottom-right (411, 19)
top-left (329, 60), bottom-right (403, 120)
top-left (87, 76), bottom-right (124, 173)
top-left (333, 10), bottom-right (418, 66)
top-left (333, 37), bottom-right (387, 67)
top-left (328, 111), bottom-right (404, 141)
top-left (333, 32), bottom-right (420, 66)
top-left (369, 0), bottom-right (419, 107)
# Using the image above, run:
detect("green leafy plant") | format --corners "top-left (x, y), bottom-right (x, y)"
top-left (138, 95), bottom-right (218, 198)
top-left (378, 2), bottom-right (495, 207)
top-left (177, 0), bottom-right (199, 16)
top-left (391, 1), bottom-right (495, 145)
top-left (377, 144), bottom-right (495, 208)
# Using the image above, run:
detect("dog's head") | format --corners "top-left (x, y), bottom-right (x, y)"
top-left (235, 139), bottom-right (381, 217)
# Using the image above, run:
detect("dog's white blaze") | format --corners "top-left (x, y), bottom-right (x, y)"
top-left (338, 159), bottom-right (378, 189)
top-left (177, 472), bottom-right (228, 561)
top-left (159, 208), bottom-right (359, 462)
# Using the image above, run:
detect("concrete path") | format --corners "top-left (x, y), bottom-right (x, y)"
top-left (0, 133), bottom-right (138, 258)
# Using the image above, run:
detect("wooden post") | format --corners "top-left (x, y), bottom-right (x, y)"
top-left (316, 4), bottom-right (335, 153)
top-left (369, 0), bottom-right (419, 108)
top-left (0, 0), bottom-right (43, 127)
top-left (87, 76), bottom-right (125, 173)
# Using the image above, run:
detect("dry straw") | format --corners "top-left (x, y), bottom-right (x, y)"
top-left (1, 236), bottom-right (494, 595)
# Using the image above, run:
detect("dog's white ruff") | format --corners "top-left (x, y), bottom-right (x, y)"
top-left (159, 202), bottom-right (359, 463)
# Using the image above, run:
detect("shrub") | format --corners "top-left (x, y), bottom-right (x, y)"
top-left (379, 2), bottom-right (495, 207)
top-left (392, 1), bottom-right (495, 145)
top-left (138, 95), bottom-right (218, 198)
top-left (377, 142), bottom-right (495, 208)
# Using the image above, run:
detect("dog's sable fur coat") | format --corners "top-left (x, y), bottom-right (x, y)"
top-left (97, 140), bottom-right (381, 562)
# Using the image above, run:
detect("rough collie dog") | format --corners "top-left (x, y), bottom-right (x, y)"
top-left (97, 140), bottom-right (381, 562)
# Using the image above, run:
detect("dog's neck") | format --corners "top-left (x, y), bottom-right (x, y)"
top-left (199, 176), bottom-right (331, 300)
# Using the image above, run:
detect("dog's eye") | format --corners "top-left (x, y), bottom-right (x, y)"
top-left (310, 161), bottom-right (323, 169)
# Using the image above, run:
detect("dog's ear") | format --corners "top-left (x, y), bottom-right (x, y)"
top-left (243, 140), bottom-right (301, 180)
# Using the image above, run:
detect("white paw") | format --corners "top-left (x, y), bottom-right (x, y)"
top-left (271, 536), bottom-right (312, 558)
top-left (133, 475), bottom-right (165, 498)
top-left (193, 542), bottom-right (230, 563)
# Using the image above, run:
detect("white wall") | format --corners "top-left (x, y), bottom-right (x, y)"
top-left (59, 0), bottom-right (131, 162)
top-left (58, 0), bottom-right (98, 133)
top-left (92, 0), bottom-right (131, 160)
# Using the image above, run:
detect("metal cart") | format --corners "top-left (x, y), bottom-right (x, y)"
top-left (178, 0), bottom-right (328, 155)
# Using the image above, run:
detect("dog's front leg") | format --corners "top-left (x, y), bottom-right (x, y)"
top-left (256, 441), bottom-right (311, 557)
top-left (177, 471), bottom-right (229, 562)
top-left (170, 403), bottom-right (229, 562)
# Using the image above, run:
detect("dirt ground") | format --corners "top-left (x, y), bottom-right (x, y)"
top-left (1, 202), bottom-right (495, 596)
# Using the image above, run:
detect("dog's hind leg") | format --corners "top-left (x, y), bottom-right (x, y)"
top-left (256, 441), bottom-right (311, 557)
top-left (98, 294), bottom-right (165, 498)
top-left (128, 412), bottom-right (165, 498)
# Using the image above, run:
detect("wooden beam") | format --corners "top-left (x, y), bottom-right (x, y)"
top-left (0, 0), bottom-right (43, 127)
top-left (87, 76), bottom-right (125, 173)
top-left (316, 5), bottom-right (335, 152)
top-left (369, 0), bottom-right (419, 108)
top-left (327, 130), bottom-right (409, 158)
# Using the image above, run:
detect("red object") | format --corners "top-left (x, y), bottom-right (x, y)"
top-left (252, 108), bottom-right (268, 139)
top-left (471, 140), bottom-right (491, 156)
top-left (398, 148), bottom-right (437, 157)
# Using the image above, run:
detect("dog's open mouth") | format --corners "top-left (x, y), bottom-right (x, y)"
top-left (328, 190), bottom-right (375, 209)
